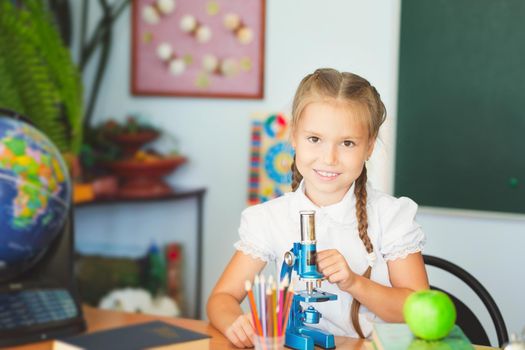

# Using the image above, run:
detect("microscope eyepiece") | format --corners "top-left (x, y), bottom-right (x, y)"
top-left (300, 210), bottom-right (316, 243)
top-left (299, 211), bottom-right (318, 269)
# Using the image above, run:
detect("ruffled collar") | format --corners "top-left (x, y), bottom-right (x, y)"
top-left (287, 180), bottom-right (357, 225)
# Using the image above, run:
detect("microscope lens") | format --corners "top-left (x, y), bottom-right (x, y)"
top-left (306, 281), bottom-right (314, 294)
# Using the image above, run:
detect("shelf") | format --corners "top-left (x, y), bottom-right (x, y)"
top-left (74, 187), bottom-right (206, 319)
top-left (74, 187), bottom-right (206, 208)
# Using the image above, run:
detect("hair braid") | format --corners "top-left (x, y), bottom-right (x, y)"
top-left (350, 164), bottom-right (374, 338)
top-left (290, 156), bottom-right (303, 191)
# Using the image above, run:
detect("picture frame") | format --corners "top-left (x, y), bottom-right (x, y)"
top-left (131, 0), bottom-right (265, 99)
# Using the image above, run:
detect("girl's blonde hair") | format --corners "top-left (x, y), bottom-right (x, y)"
top-left (289, 68), bottom-right (386, 338)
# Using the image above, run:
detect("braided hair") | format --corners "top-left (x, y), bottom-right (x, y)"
top-left (289, 68), bottom-right (386, 338)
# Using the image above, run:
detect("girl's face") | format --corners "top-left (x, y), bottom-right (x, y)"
top-left (292, 100), bottom-right (375, 207)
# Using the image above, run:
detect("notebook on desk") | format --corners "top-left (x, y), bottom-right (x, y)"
top-left (52, 320), bottom-right (210, 350)
top-left (371, 323), bottom-right (473, 350)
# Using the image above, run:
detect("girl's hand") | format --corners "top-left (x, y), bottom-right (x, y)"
top-left (224, 313), bottom-right (255, 348)
top-left (317, 249), bottom-right (357, 291)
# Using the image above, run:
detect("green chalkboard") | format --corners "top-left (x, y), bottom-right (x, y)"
top-left (395, 0), bottom-right (525, 214)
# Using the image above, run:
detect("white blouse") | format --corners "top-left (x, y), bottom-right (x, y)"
top-left (234, 181), bottom-right (425, 338)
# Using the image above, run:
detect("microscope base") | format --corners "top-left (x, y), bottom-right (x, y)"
top-left (285, 326), bottom-right (336, 350)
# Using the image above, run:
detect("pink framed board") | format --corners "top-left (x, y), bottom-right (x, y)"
top-left (131, 0), bottom-right (265, 98)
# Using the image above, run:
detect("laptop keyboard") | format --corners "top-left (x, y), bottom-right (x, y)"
top-left (0, 289), bottom-right (78, 330)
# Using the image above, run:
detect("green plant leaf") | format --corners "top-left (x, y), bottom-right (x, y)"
top-left (0, 0), bottom-right (83, 154)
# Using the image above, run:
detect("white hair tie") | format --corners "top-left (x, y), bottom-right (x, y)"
top-left (367, 251), bottom-right (377, 267)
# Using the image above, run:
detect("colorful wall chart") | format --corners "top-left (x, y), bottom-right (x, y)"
top-left (248, 113), bottom-right (294, 205)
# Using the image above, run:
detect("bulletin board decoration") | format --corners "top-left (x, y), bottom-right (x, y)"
top-left (131, 0), bottom-right (265, 99)
top-left (248, 113), bottom-right (294, 205)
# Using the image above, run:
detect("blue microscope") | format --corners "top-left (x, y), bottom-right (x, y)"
top-left (280, 210), bottom-right (338, 350)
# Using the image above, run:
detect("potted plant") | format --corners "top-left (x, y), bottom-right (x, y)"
top-left (0, 0), bottom-right (83, 157)
top-left (0, 1), bottom-right (132, 203)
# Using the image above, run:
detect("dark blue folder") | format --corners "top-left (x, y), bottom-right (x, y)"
top-left (58, 320), bottom-right (210, 350)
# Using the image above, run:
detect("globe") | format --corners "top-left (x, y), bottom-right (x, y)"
top-left (0, 113), bottom-right (71, 283)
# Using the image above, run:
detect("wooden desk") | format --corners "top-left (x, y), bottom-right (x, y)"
top-left (6, 306), bottom-right (495, 350)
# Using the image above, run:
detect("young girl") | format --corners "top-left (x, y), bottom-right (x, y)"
top-left (207, 68), bottom-right (429, 348)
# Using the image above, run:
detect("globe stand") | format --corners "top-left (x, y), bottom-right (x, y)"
top-left (0, 209), bottom-right (86, 347)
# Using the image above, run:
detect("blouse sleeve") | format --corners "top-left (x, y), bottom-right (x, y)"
top-left (233, 206), bottom-right (276, 262)
top-left (378, 196), bottom-right (426, 261)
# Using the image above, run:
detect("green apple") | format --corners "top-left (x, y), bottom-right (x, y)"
top-left (403, 290), bottom-right (456, 340)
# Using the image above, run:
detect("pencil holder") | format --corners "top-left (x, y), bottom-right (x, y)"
top-left (253, 335), bottom-right (285, 350)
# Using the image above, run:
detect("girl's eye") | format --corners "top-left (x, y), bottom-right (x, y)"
top-left (342, 140), bottom-right (355, 147)
top-left (307, 136), bottom-right (320, 143)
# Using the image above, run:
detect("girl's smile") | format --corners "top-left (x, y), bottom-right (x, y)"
top-left (314, 169), bottom-right (341, 180)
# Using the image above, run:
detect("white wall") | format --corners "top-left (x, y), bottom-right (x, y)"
top-left (72, 0), bottom-right (524, 342)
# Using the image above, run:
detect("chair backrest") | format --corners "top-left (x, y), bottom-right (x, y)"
top-left (423, 254), bottom-right (509, 347)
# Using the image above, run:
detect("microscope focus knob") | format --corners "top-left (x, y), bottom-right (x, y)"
top-left (304, 306), bottom-right (321, 324)
top-left (284, 251), bottom-right (295, 267)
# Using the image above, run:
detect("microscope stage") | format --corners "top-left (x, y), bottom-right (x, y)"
top-left (296, 290), bottom-right (338, 303)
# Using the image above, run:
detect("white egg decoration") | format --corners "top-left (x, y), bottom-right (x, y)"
top-left (156, 43), bottom-right (173, 61)
top-left (196, 26), bottom-right (212, 43)
top-left (220, 58), bottom-right (238, 76)
top-left (237, 27), bottom-right (253, 44)
top-left (223, 13), bottom-right (241, 30)
top-left (157, 0), bottom-right (176, 14)
top-left (202, 54), bottom-right (219, 73)
top-left (180, 15), bottom-right (197, 32)
top-left (169, 58), bottom-right (186, 75)
top-left (142, 5), bottom-right (159, 25)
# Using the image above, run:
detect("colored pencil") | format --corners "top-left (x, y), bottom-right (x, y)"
top-left (266, 285), bottom-right (273, 337)
top-left (272, 280), bottom-right (277, 338)
top-left (245, 280), bottom-right (264, 337)
top-left (281, 273), bottom-right (290, 296)
top-left (254, 274), bottom-right (260, 321)
top-left (278, 279), bottom-right (286, 336)
top-left (267, 276), bottom-right (274, 338)
top-left (282, 281), bottom-right (295, 334)
top-left (246, 274), bottom-right (292, 346)
top-left (259, 274), bottom-right (267, 336)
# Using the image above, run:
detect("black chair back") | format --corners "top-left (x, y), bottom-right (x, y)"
top-left (431, 286), bottom-right (490, 345)
top-left (423, 255), bottom-right (509, 347)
